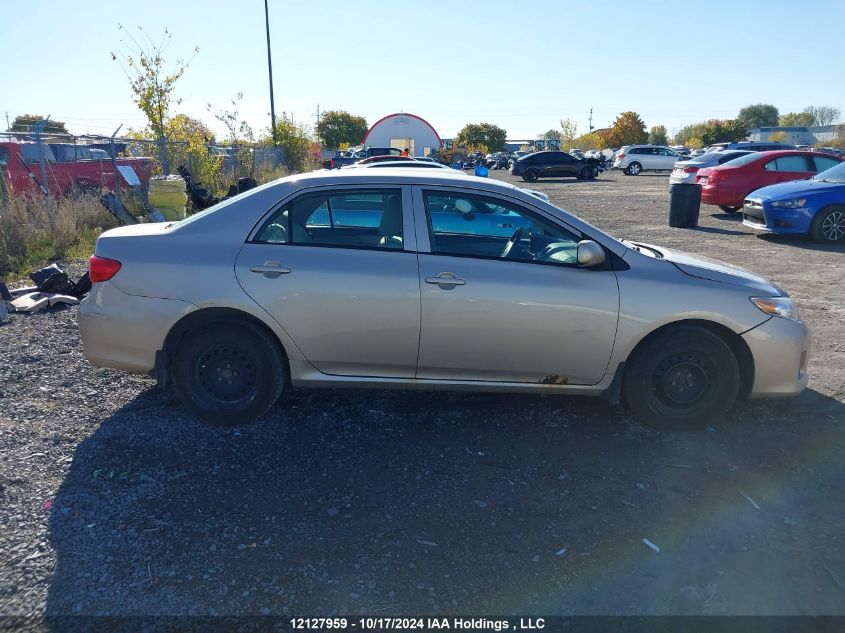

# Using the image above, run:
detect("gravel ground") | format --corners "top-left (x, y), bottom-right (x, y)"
top-left (1, 172), bottom-right (844, 622)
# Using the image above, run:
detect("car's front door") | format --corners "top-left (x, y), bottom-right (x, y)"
top-left (412, 187), bottom-right (620, 385)
top-left (657, 147), bottom-right (679, 170)
top-left (235, 186), bottom-right (421, 378)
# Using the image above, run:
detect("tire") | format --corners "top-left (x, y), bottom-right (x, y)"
top-left (625, 162), bottom-right (642, 176)
top-left (577, 167), bottom-right (590, 180)
top-left (588, 166), bottom-right (598, 180)
top-left (623, 326), bottom-right (740, 429)
top-left (172, 321), bottom-right (286, 425)
top-left (719, 205), bottom-right (741, 214)
top-left (523, 169), bottom-right (539, 183)
top-left (809, 205), bottom-right (845, 243)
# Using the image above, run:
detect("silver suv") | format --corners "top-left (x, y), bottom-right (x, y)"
top-left (613, 145), bottom-right (682, 175)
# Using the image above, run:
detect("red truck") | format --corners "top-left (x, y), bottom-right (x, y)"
top-left (0, 141), bottom-right (153, 198)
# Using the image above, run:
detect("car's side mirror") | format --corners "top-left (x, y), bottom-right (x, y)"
top-left (577, 240), bottom-right (606, 267)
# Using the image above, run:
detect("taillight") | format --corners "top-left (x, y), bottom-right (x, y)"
top-left (683, 167), bottom-right (698, 173)
top-left (89, 255), bottom-right (122, 282)
top-left (330, 158), bottom-right (335, 168)
top-left (617, 153), bottom-right (625, 160)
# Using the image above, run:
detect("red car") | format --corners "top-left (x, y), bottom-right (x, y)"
top-left (696, 150), bottom-right (842, 213)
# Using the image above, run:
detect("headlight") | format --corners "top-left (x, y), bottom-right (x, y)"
top-left (750, 296), bottom-right (801, 322)
top-left (770, 198), bottom-right (806, 209)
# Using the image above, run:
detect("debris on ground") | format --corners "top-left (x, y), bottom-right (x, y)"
top-left (7, 264), bottom-right (90, 315)
top-left (643, 538), bottom-right (661, 553)
top-left (738, 489), bottom-right (760, 510)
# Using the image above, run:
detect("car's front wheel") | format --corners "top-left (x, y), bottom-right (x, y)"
top-left (625, 162), bottom-right (642, 176)
top-left (623, 326), bottom-right (740, 429)
top-left (719, 205), bottom-right (741, 213)
top-left (172, 321), bottom-right (286, 425)
top-left (810, 205), bottom-right (845, 243)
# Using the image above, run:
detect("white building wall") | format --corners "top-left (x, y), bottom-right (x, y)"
top-left (364, 114), bottom-right (441, 157)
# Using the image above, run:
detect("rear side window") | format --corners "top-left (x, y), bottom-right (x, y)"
top-left (813, 156), bottom-right (839, 172)
top-left (254, 189), bottom-right (404, 250)
top-left (763, 156), bottom-right (811, 172)
top-left (0, 146), bottom-right (8, 166)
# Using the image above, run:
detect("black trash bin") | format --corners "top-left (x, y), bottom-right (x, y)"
top-left (668, 183), bottom-right (702, 228)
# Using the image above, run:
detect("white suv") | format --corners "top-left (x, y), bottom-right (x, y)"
top-left (613, 145), bottom-right (681, 175)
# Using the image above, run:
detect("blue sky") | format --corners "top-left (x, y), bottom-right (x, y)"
top-left (2, 0), bottom-right (843, 141)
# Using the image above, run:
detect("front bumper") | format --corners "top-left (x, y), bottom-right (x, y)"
top-left (742, 200), bottom-right (815, 235)
top-left (79, 281), bottom-right (195, 374)
top-left (743, 316), bottom-right (811, 397)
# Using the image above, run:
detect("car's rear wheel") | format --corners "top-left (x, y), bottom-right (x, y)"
top-left (623, 326), bottom-right (740, 429)
top-left (172, 321), bottom-right (285, 425)
top-left (625, 162), bottom-right (642, 176)
top-left (522, 169), bottom-right (539, 183)
top-left (810, 205), bottom-right (845, 243)
top-left (719, 205), bottom-right (741, 213)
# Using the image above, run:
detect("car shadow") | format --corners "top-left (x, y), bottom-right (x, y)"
top-left (756, 233), bottom-right (845, 252)
top-left (528, 179), bottom-right (610, 185)
top-left (44, 386), bottom-right (845, 620)
top-left (709, 212), bottom-right (743, 222)
top-left (687, 226), bottom-right (748, 236)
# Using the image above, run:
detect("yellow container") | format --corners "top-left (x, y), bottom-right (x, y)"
top-left (149, 175), bottom-right (187, 221)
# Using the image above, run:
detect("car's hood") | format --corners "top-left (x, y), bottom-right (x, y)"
top-left (626, 241), bottom-right (785, 295)
top-left (745, 178), bottom-right (843, 201)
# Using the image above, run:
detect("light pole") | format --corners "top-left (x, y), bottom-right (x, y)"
top-left (264, 0), bottom-right (278, 145)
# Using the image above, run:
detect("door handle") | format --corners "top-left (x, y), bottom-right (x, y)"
top-left (425, 272), bottom-right (466, 287)
top-left (496, 222), bottom-right (513, 228)
top-left (250, 261), bottom-right (291, 277)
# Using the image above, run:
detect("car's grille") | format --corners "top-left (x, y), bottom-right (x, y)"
top-left (743, 200), bottom-right (765, 222)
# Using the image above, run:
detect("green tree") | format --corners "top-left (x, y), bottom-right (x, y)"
top-left (648, 125), bottom-right (668, 146)
top-left (673, 121), bottom-right (710, 145)
top-left (261, 113), bottom-right (316, 173)
top-left (316, 110), bottom-right (368, 149)
top-left (803, 105), bottom-right (841, 126)
top-left (164, 114), bottom-right (223, 195)
top-left (768, 131), bottom-right (787, 143)
top-left (779, 111), bottom-right (815, 127)
top-left (455, 123), bottom-right (507, 152)
top-left (9, 114), bottom-right (68, 134)
top-left (572, 132), bottom-right (604, 151)
top-left (111, 25), bottom-right (198, 173)
top-left (559, 118), bottom-right (578, 150)
top-left (737, 103), bottom-right (779, 128)
top-left (700, 119), bottom-right (747, 145)
top-left (608, 111), bottom-right (647, 147)
top-left (542, 128), bottom-right (562, 140)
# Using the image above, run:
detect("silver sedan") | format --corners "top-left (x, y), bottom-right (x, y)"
top-left (79, 168), bottom-right (810, 428)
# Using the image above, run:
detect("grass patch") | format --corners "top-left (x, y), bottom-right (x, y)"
top-left (0, 194), bottom-right (119, 282)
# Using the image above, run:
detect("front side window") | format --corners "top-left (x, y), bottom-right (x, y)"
top-left (423, 191), bottom-right (582, 265)
top-left (764, 156), bottom-right (810, 172)
top-left (254, 189), bottom-right (404, 250)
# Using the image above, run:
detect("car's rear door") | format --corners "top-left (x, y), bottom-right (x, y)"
top-left (235, 185), bottom-right (421, 378)
top-left (411, 186), bottom-right (619, 385)
top-left (761, 154), bottom-right (815, 186)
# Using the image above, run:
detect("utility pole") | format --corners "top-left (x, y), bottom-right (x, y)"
top-left (316, 104), bottom-right (320, 127)
top-left (264, 0), bottom-right (278, 144)
top-left (33, 117), bottom-right (51, 197)
top-left (588, 108), bottom-right (594, 133)
top-left (4, 112), bottom-right (10, 132)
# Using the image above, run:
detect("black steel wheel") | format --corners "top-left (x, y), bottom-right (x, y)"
top-left (172, 321), bottom-right (285, 425)
top-left (623, 326), bottom-right (740, 429)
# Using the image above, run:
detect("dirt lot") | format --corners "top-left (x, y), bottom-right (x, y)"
top-left (1, 171), bottom-right (843, 622)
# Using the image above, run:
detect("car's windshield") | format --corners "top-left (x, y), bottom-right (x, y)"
top-left (812, 161), bottom-right (845, 183)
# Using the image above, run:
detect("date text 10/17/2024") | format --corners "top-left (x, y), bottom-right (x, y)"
top-left (290, 617), bottom-right (546, 631)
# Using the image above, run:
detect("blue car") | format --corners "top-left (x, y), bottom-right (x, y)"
top-left (742, 160), bottom-right (845, 243)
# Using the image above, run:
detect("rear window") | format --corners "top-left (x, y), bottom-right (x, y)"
top-left (20, 143), bottom-right (55, 163)
top-left (720, 153), bottom-right (761, 168)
